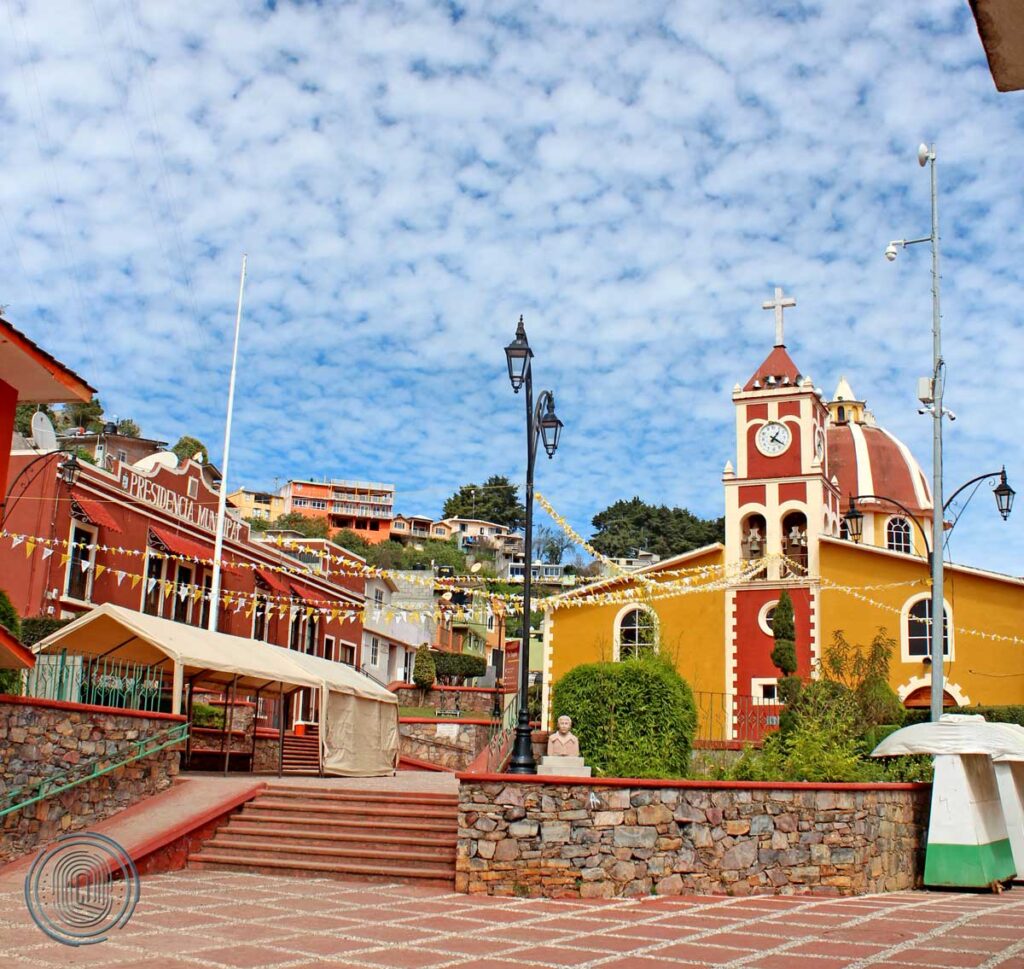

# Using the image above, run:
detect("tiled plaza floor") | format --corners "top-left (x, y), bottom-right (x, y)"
top-left (1, 869), bottom-right (1022, 968)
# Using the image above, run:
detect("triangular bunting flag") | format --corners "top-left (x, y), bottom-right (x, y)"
top-left (80, 558), bottom-right (91, 573)
top-left (24, 541), bottom-right (35, 558)
top-left (131, 574), bottom-right (142, 589)
top-left (42, 547), bottom-right (54, 560)
top-left (95, 564), bottom-right (106, 579)
top-left (11, 535), bottom-right (23, 548)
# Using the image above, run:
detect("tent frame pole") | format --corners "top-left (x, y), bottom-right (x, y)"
top-left (250, 686), bottom-right (262, 773)
top-left (277, 683), bottom-right (286, 777)
top-left (184, 680), bottom-right (195, 770)
top-left (223, 674), bottom-right (238, 776)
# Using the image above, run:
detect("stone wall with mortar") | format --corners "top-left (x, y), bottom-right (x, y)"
top-left (392, 684), bottom-right (507, 715)
top-left (457, 777), bottom-right (929, 898)
top-left (0, 696), bottom-right (182, 862)
top-left (400, 720), bottom-right (492, 771)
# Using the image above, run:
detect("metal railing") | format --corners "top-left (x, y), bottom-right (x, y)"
top-left (24, 653), bottom-right (166, 712)
top-left (483, 693), bottom-right (520, 772)
top-left (0, 721), bottom-right (189, 819)
top-left (692, 691), bottom-right (780, 745)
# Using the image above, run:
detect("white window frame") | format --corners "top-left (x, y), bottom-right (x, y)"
top-left (64, 521), bottom-right (98, 603)
top-left (751, 677), bottom-right (780, 705)
top-left (487, 613), bottom-right (495, 631)
top-left (141, 550), bottom-right (169, 617)
top-left (187, 478), bottom-right (199, 499)
top-left (758, 600), bottom-right (779, 637)
top-left (612, 603), bottom-right (659, 661)
top-left (171, 562), bottom-right (194, 624)
top-left (370, 636), bottom-right (380, 666)
top-left (900, 593), bottom-right (954, 664)
top-left (886, 516), bottom-right (913, 555)
top-left (374, 588), bottom-right (384, 607)
top-left (323, 635), bottom-right (336, 662)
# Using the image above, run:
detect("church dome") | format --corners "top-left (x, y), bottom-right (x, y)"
top-left (826, 378), bottom-right (933, 517)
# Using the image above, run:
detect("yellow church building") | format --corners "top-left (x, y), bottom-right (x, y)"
top-left (542, 295), bottom-right (1023, 740)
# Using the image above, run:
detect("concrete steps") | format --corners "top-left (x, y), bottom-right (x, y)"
top-left (188, 785), bottom-right (458, 886)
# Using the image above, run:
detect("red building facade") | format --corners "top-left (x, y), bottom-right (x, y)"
top-left (1, 451), bottom-right (366, 723)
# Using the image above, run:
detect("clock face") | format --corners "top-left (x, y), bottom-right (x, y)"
top-left (756, 421), bottom-right (791, 456)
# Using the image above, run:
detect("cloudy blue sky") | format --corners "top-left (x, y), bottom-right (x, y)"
top-left (2, 1), bottom-right (1022, 573)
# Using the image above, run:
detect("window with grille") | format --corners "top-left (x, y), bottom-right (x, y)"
top-left (615, 607), bottom-right (658, 660)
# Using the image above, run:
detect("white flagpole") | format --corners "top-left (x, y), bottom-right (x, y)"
top-left (208, 254), bottom-right (247, 631)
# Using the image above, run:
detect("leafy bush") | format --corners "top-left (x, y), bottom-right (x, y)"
top-left (953, 705), bottom-right (1024, 727)
top-left (0, 589), bottom-right (20, 639)
top-left (433, 651), bottom-right (487, 685)
top-left (552, 654), bottom-right (697, 779)
top-left (21, 616), bottom-right (72, 647)
top-left (412, 645), bottom-right (436, 691)
top-left (191, 702), bottom-right (225, 728)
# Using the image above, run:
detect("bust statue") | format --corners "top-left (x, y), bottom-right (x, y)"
top-left (546, 715), bottom-right (580, 758)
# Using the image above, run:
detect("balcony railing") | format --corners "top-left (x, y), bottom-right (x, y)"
top-left (24, 653), bottom-right (166, 712)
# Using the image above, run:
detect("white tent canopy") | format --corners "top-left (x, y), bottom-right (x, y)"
top-left (871, 714), bottom-right (1024, 762)
top-left (35, 603), bottom-right (399, 776)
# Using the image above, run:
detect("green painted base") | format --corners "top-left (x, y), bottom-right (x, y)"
top-left (924, 838), bottom-right (1016, 888)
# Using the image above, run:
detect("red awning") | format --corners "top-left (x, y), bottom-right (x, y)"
top-left (256, 567), bottom-right (293, 595)
top-left (0, 625), bottom-right (34, 671)
top-left (289, 579), bottom-right (338, 604)
top-left (150, 525), bottom-right (240, 573)
top-left (70, 489), bottom-right (123, 533)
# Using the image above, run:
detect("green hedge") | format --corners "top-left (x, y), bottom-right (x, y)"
top-left (552, 655), bottom-right (697, 779)
top-left (21, 616), bottom-right (72, 647)
top-left (904, 705), bottom-right (1024, 727)
top-left (433, 651), bottom-right (486, 685)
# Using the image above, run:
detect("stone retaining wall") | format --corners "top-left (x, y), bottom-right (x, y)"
top-left (0, 696), bottom-right (182, 862)
top-left (392, 684), bottom-right (506, 714)
top-left (457, 777), bottom-right (930, 898)
top-left (400, 721), bottom-right (492, 771)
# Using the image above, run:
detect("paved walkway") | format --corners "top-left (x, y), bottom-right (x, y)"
top-left (1, 870), bottom-right (1022, 968)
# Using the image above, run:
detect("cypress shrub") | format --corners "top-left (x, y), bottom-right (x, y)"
top-left (552, 655), bottom-right (697, 779)
top-left (412, 645), bottom-right (436, 691)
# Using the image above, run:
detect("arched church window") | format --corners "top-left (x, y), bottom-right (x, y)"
top-left (836, 406), bottom-right (846, 423)
top-left (887, 517), bottom-right (912, 555)
top-left (781, 511), bottom-right (808, 577)
top-left (740, 513), bottom-right (768, 579)
top-left (615, 606), bottom-right (658, 660)
top-left (906, 598), bottom-right (950, 659)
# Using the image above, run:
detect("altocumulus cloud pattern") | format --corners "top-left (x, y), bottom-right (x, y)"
top-left (1, 1), bottom-right (1021, 572)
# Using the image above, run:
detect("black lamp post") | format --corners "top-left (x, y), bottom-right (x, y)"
top-left (843, 494), bottom-right (932, 565)
top-left (504, 315), bottom-right (563, 774)
top-left (943, 467), bottom-right (1015, 531)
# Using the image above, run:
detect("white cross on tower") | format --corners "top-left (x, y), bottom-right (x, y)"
top-left (762, 287), bottom-right (796, 347)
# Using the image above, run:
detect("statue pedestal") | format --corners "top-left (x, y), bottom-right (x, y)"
top-left (537, 755), bottom-right (591, 777)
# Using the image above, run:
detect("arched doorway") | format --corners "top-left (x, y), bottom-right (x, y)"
top-left (902, 686), bottom-right (958, 709)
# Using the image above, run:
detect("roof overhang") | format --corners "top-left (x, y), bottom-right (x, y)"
top-left (0, 625), bottom-right (35, 670)
top-left (0, 318), bottom-right (95, 404)
top-left (970, 0), bottom-right (1024, 92)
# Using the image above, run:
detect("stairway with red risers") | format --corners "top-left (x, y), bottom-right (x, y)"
top-left (187, 785), bottom-right (458, 886)
top-left (280, 726), bottom-right (321, 774)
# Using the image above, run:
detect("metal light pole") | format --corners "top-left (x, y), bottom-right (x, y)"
top-left (504, 316), bottom-right (563, 774)
top-left (885, 143), bottom-right (946, 722)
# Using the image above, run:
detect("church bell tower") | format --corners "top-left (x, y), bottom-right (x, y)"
top-left (721, 289), bottom-right (839, 713)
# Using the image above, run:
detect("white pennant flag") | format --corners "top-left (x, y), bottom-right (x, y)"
top-left (116, 571), bottom-right (125, 585)
top-left (147, 577), bottom-right (157, 594)
top-left (80, 559), bottom-right (92, 573)
top-left (178, 586), bottom-right (189, 601)
top-left (41, 547), bottom-right (53, 560)
top-left (11, 535), bottom-right (23, 548)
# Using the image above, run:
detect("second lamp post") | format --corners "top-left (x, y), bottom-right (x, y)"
top-left (504, 315), bottom-right (563, 774)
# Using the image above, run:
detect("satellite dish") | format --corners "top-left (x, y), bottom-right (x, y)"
top-left (30, 412), bottom-right (58, 451)
top-left (133, 452), bottom-right (179, 472)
